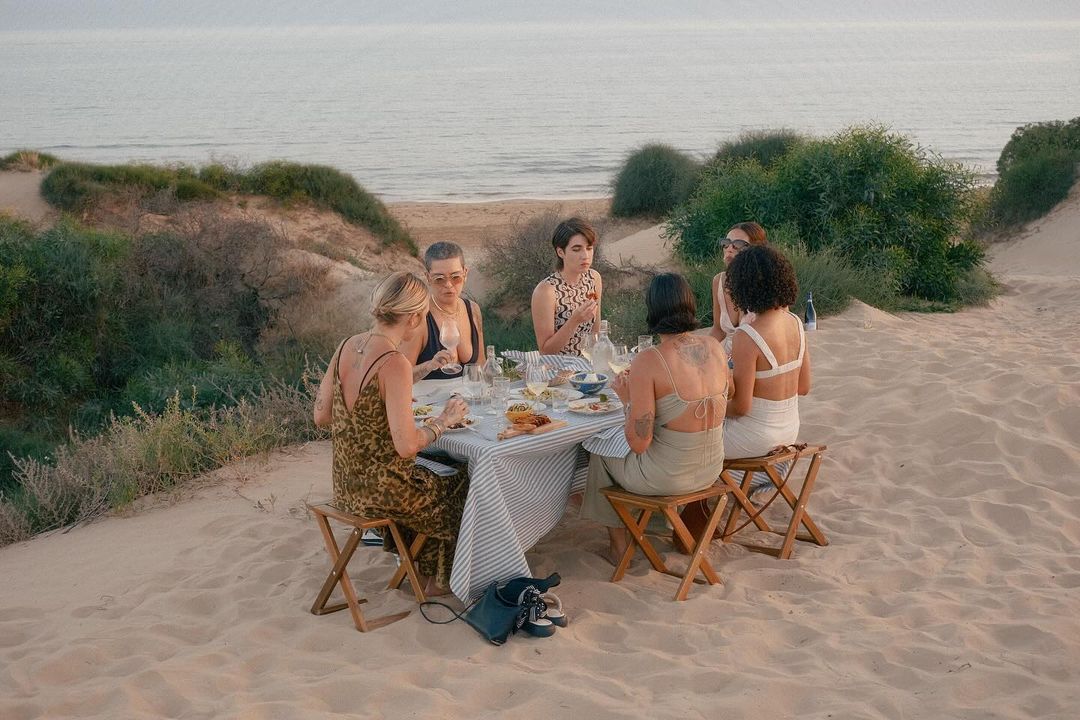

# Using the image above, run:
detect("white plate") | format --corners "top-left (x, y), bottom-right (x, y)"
top-left (510, 387), bottom-right (584, 402)
top-left (444, 416), bottom-right (477, 432)
top-left (568, 398), bottom-right (624, 415)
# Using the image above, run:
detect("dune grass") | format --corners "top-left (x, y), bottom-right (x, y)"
top-left (40, 159), bottom-right (416, 253)
top-left (610, 144), bottom-right (701, 219)
top-left (0, 150), bottom-right (60, 171)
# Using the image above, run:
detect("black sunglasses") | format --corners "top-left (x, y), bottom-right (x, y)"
top-left (720, 238), bottom-right (749, 250)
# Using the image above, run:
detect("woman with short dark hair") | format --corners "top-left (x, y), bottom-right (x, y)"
top-left (581, 273), bottom-right (729, 565)
top-left (724, 245), bottom-right (811, 493)
top-left (531, 217), bottom-right (603, 355)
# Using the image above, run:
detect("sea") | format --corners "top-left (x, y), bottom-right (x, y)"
top-left (2, 20), bottom-right (1079, 201)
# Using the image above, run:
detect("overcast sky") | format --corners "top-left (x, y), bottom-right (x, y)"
top-left (3, 1), bottom-right (1079, 31)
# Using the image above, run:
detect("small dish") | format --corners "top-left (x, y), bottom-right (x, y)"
top-left (568, 372), bottom-right (609, 396)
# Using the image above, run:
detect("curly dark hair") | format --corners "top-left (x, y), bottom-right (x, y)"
top-left (646, 273), bottom-right (699, 335)
top-left (726, 245), bottom-right (799, 314)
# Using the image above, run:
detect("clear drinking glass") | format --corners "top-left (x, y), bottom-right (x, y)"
top-left (525, 364), bottom-right (548, 401)
top-left (580, 332), bottom-right (596, 363)
top-left (440, 320), bottom-right (462, 375)
top-left (609, 344), bottom-right (631, 375)
top-left (636, 335), bottom-right (654, 353)
top-left (491, 376), bottom-right (511, 416)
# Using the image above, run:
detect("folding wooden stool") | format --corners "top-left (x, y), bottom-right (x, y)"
top-left (307, 502), bottom-right (429, 632)
top-left (601, 483), bottom-right (730, 601)
top-left (720, 444), bottom-right (828, 560)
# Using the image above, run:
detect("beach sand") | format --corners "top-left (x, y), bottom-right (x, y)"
top-left (1, 189), bottom-right (1079, 718)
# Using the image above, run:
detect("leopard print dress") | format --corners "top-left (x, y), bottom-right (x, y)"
top-left (331, 348), bottom-right (468, 588)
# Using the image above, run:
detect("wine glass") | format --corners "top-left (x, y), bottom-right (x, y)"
top-left (439, 320), bottom-right (462, 375)
top-left (580, 332), bottom-right (596, 364)
top-left (609, 344), bottom-right (631, 376)
top-left (525, 364), bottom-right (548, 403)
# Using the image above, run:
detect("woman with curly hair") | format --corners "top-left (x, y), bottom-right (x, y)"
top-left (724, 245), bottom-right (812, 491)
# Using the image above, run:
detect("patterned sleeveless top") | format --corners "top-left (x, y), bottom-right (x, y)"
top-left (543, 270), bottom-right (597, 356)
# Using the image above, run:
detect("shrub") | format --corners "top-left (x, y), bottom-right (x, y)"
top-left (610, 144), bottom-right (701, 218)
top-left (711, 129), bottom-right (806, 169)
top-left (668, 125), bottom-right (981, 304)
top-left (40, 160), bottom-right (416, 253)
top-left (997, 117), bottom-right (1080, 174)
top-left (0, 150), bottom-right (60, 171)
top-left (987, 146), bottom-right (1078, 227)
top-left (0, 375), bottom-right (326, 546)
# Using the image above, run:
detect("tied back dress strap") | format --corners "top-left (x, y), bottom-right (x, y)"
top-left (544, 270), bottom-right (596, 355)
top-left (330, 340), bottom-right (468, 587)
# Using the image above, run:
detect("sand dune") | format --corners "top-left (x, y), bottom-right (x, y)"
top-left (2, 195), bottom-right (1080, 718)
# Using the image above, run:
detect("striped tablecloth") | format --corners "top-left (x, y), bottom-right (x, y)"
top-left (434, 383), bottom-right (623, 602)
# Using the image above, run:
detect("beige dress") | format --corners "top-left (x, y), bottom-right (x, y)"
top-left (582, 350), bottom-right (726, 527)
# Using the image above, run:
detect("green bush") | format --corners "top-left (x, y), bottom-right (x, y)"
top-left (668, 125), bottom-right (982, 304)
top-left (711, 129), bottom-right (805, 169)
top-left (40, 159), bottom-right (416, 253)
top-left (987, 146), bottom-right (1078, 227)
top-left (610, 144), bottom-right (701, 218)
top-left (997, 117), bottom-right (1080, 174)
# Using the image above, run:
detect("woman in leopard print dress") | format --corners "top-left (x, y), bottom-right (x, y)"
top-left (314, 272), bottom-right (470, 594)
top-left (531, 217), bottom-right (603, 355)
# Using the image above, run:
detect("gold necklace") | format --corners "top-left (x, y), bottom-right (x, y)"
top-left (431, 296), bottom-right (462, 316)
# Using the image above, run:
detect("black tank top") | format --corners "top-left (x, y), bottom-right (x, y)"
top-left (417, 301), bottom-right (479, 379)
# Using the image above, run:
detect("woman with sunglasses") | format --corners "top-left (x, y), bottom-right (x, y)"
top-left (710, 222), bottom-right (768, 355)
top-left (402, 241), bottom-right (486, 380)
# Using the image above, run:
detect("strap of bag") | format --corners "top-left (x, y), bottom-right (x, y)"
top-left (721, 443), bottom-right (807, 538)
top-left (419, 593), bottom-right (483, 625)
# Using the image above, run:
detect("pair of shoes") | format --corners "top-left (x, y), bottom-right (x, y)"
top-left (518, 588), bottom-right (561, 638)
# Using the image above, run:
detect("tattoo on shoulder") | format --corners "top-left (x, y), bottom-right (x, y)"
top-left (633, 412), bottom-right (654, 441)
top-left (675, 338), bottom-right (709, 367)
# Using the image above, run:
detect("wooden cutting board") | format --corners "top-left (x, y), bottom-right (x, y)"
top-left (497, 419), bottom-right (568, 440)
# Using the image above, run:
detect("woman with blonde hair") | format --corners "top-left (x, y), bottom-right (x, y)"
top-left (313, 271), bottom-right (470, 595)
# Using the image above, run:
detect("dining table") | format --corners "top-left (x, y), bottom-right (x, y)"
top-left (413, 354), bottom-right (625, 602)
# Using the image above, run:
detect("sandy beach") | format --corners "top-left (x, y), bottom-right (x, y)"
top-left (1, 183), bottom-right (1079, 719)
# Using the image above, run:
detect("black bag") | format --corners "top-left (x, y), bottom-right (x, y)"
top-left (421, 573), bottom-right (561, 646)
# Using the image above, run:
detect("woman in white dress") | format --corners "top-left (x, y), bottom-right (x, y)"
top-left (724, 245), bottom-right (812, 494)
top-left (710, 221), bottom-right (768, 356)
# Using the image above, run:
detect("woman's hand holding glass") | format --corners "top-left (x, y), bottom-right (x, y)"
top-left (439, 320), bottom-right (462, 375)
top-left (609, 344), bottom-right (631, 375)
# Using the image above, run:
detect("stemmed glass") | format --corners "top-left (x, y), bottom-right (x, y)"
top-left (609, 344), bottom-right (631, 376)
top-left (525, 364), bottom-right (548, 402)
top-left (439, 320), bottom-right (462, 375)
top-left (580, 332), bottom-right (596, 365)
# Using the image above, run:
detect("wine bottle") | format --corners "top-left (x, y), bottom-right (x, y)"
top-left (803, 291), bottom-right (817, 331)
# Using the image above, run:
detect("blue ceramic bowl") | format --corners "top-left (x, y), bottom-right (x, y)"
top-left (568, 371), bottom-right (609, 396)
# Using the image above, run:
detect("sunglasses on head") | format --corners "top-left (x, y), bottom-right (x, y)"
top-left (720, 238), bottom-right (749, 250)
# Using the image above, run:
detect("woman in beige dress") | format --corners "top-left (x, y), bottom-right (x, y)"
top-left (581, 273), bottom-right (729, 564)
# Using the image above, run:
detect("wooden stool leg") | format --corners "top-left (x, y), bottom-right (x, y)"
top-left (720, 470), bottom-right (772, 539)
top-left (386, 525), bottom-right (428, 603)
top-left (310, 526), bottom-right (370, 631)
top-left (606, 502), bottom-right (668, 580)
top-left (663, 504), bottom-right (723, 602)
top-left (765, 455), bottom-right (828, 559)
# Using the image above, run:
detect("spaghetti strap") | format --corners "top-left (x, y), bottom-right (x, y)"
top-left (332, 337), bottom-right (351, 382)
top-left (649, 346), bottom-right (680, 392)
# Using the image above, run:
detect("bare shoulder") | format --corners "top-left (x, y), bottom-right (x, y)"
top-left (532, 279), bottom-right (555, 300)
top-left (590, 268), bottom-right (603, 285)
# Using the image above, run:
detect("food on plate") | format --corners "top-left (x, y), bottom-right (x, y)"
top-left (447, 417), bottom-right (475, 430)
top-left (569, 399), bottom-right (619, 413)
top-left (510, 414), bottom-right (552, 432)
top-left (413, 404), bottom-right (434, 417)
top-left (505, 402), bottom-right (536, 423)
top-left (548, 369), bottom-right (574, 387)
